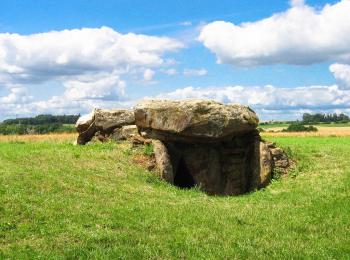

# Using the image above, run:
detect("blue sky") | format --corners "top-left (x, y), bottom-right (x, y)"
top-left (0, 0), bottom-right (349, 120)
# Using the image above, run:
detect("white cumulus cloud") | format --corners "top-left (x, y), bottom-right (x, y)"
top-left (0, 27), bottom-right (183, 98)
top-left (199, 0), bottom-right (350, 66)
top-left (0, 27), bottom-right (183, 85)
top-left (329, 63), bottom-right (350, 89)
top-left (0, 27), bottom-right (184, 119)
top-left (62, 72), bottom-right (126, 100)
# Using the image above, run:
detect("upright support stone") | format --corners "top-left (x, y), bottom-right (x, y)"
top-left (250, 140), bottom-right (273, 190)
top-left (152, 140), bottom-right (174, 183)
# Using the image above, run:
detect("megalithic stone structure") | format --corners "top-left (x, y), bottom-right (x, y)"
top-left (134, 99), bottom-right (289, 195)
top-left (74, 99), bottom-right (290, 196)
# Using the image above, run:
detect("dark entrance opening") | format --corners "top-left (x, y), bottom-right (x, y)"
top-left (174, 158), bottom-right (195, 188)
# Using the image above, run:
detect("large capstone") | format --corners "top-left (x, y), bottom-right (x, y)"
top-left (75, 108), bottom-right (135, 145)
top-left (135, 99), bottom-right (286, 195)
top-left (134, 99), bottom-right (259, 142)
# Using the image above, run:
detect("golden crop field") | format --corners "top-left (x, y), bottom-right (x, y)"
top-left (263, 126), bottom-right (350, 137)
top-left (0, 133), bottom-right (77, 142)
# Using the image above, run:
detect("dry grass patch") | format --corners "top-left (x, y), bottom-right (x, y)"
top-left (0, 133), bottom-right (77, 143)
top-left (263, 126), bottom-right (350, 137)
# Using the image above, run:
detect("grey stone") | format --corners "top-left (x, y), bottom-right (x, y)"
top-left (75, 108), bottom-right (135, 145)
top-left (250, 141), bottom-right (273, 190)
top-left (134, 99), bottom-right (259, 142)
top-left (94, 109), bottom-right (135, 132)
top-left (110, 125), bottom-right (138, 141)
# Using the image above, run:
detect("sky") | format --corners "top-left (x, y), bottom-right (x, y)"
top-left (0, 0), bottom-right (349, 121)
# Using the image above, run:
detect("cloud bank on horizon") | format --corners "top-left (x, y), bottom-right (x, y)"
top-left (1, 0), bottom-right (350, 120)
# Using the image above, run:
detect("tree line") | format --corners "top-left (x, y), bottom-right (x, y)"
top-left (2, 114), bottom-right (80, 125)
top-left (0, 114), bottom-right (79, 135)
top-left (302, 113), bottom-right (350, 124)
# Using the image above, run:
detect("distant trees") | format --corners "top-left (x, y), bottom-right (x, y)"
top-left (0, 124), bottom-right (76, 135)
top-left (0, 114), bottom-right (79, 135)
top-left (3, 114), bottom-right (80, 125)
top-left (302, 113), bottom-right (350, 124)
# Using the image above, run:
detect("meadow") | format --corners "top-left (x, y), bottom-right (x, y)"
top-left (0, 133), bottom-right (349, 259)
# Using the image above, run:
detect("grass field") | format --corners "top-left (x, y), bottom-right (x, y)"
top-left (1, 133), bottom-right (350, 259)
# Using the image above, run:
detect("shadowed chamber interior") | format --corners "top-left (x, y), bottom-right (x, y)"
top-left (173, 158), bottom-right (195, 188)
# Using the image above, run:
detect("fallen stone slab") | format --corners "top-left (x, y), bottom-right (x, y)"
top-left (75, 108), bottom-right (135, 145)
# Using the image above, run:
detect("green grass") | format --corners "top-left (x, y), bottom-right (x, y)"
top-left (1, 137), bottom-right (350, 259)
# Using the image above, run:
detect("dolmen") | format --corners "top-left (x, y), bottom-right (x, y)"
top-left (134, 99), bottom-right (289, 195)
top-left (75, 99), bottom-right (290, 196)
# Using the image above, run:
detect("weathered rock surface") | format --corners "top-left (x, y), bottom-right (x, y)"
top-left (267, 142), bottom-right (290, 173)
top-left (134, 99), bottom-right (259, 142)
top-left (76, 109), bottom-right (135, 145)
top-left (94, 109), bottom-right (135, 132)
top-left (110, 125), bottom-right (138, 141)
top-left (250, 141), bottom-right (273, 190)
top-left (121, 125), bottom-right (138, 139)
top-left (152, 140), bottom-right (174, 183)
top-left (75, 112), bottom-right (94, 133)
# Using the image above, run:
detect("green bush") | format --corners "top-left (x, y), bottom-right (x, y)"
top-left (0, 124), bottom-right (27, 135)
top-left (282, 123), bottom-right (318, 132)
